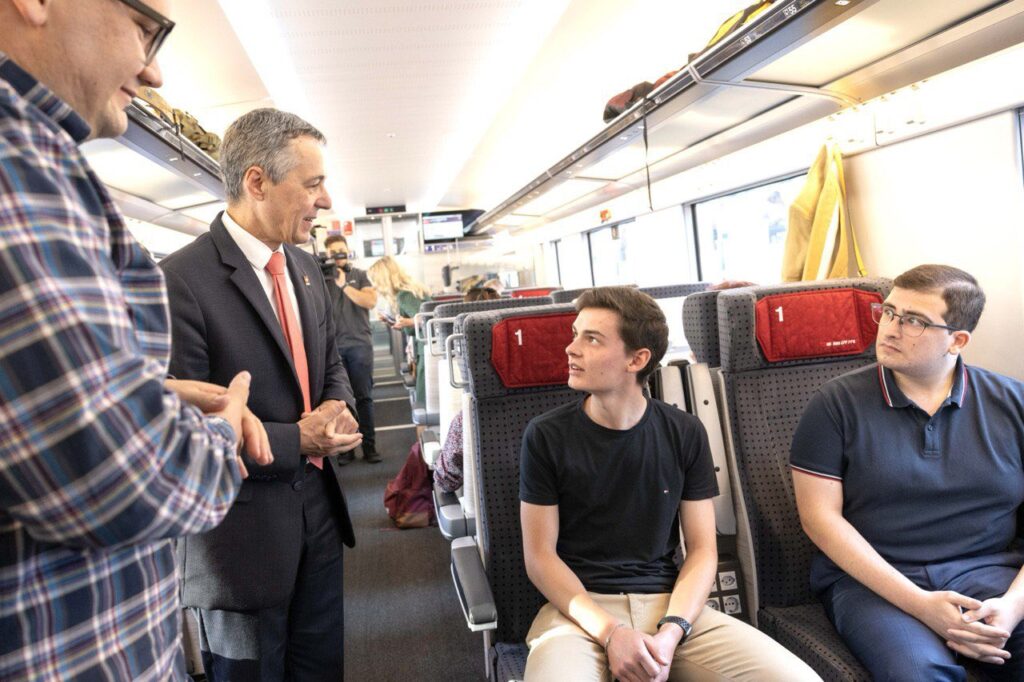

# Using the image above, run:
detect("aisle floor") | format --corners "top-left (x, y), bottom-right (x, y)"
top-left (338, 350), bottom-right (484, 681)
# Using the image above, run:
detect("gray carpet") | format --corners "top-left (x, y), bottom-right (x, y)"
top-left (338, 361), bottom-right (485, 681)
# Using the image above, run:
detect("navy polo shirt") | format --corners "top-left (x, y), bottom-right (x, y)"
top-left (790, 357), bottom-right (1024, 593)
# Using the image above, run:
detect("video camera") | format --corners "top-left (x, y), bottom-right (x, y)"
top-left (318, 254), bottom-right (339, 279)
top-left (318, 252), bottom-right (354, 280)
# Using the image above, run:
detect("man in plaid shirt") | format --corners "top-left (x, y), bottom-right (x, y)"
top-left (0, 1), bottom-right (270, 679)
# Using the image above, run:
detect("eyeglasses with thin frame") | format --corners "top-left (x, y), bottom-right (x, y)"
top-left (870, 302), bottom-right (957, 338)
top-left (115, 0), bottom-right (175, 64)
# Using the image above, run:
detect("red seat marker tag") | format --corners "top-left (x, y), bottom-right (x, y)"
top-left (491, 313), bottom-right (576, 388)
top-left (754, 288), bottom-right (882, 362)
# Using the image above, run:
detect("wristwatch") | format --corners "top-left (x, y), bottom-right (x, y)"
top-left (656, 615), bottom-right (693, 642)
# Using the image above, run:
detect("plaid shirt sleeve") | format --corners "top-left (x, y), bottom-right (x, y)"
top-left (0, 86), bottom-right (242, 551)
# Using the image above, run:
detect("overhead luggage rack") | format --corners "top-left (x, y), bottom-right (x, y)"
top-left (80, 101), bottom-right (227, 236)
top-left (120, 102), bottom-right (225, 201)
top-left (470, 0), bottom-right (1024, 234)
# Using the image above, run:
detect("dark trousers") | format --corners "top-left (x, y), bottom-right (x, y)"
top-left (339, 344), bottom-right (375, 451)
top-left (824, 552), bottom-right (1024, 682)
top-left (194, 464), bottom-right (346, 681)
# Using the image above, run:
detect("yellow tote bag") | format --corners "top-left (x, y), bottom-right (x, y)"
top-left (782, 144), bottom-right (866, 281)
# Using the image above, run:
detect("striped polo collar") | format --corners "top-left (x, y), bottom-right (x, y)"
top-left (0, 51), bottom-right (91, 142)
top-left (877, 355), bottom-right (969, 409)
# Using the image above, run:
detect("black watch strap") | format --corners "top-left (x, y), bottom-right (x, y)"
top-left (656, 615), bottom-right (692, 641)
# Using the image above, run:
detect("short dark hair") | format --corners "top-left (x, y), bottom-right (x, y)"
top-left (893, 264), bottom-right (986, 332)
top-left (575, 286), bottom-right (668, 385)
top-left (325, 235), bottom-right (348, 250)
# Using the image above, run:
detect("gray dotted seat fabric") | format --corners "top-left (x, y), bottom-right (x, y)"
top-left (494, 643), bottom-right (528, 682)
top-left (550, 287), bottom-right (597, 303)
top-left (716, 278), bottom-right (892, 679)
top-left (682, 290), bottom-right (723, 366)
top-left (639, 282), bottom-right (709, 299)
top-left (464, 304), bottom-right (582, 675)
top-left (759, 604), bottom-right (870, 682)
top-left (432, 297), bottom-right (553, 353)
top-left (419, 300), bottom-right (445, 314)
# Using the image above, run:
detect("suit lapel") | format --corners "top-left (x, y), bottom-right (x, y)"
top-left (210, 216), bottom-right (295, 374)
top-left (286, 246), bottom-right (321, 403)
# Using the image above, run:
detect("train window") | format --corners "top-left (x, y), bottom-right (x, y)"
top-left (587, 206), bottom-right (693, 287)
top-left (694, 174), bottom-right (805, 285)
top-left (587, 221), bottom-right (632, 286)
top-left (549, 239), bottom-right (563, 286)
top-left (1019, 108), bottom-right (1024, 172)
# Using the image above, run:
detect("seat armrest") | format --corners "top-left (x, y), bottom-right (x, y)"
top-left (420, 429), bottom-right (441, 467)
top-left (451, 537), bottom-right (497, 631)
top-left (433, 480), bottom-right (458, 508)
top-left (434, 482), bottom-right (469, 540)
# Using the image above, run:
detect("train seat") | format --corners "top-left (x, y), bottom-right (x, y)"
top-left (427, 296), bottom-right (552, 540)
top-left (639, 283), bottom-right (710, 362)
top-left (712, 278), bottom-right (893, 680)
top-left (549, 285), bottom-right (633, 303)
top-left (451, 303), bottom-right (580, 681)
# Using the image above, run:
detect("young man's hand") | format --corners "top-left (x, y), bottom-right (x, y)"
top-left (950, 596), bottom-right (1021, 664)
top-left (643, 626), bottom-right (683, 682)
top-left (911, 589), bottom-right (1010, 663)
top-left (606, 626), bottom-right (663, 682)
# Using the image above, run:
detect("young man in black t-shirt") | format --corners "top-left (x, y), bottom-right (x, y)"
top-left (520, 287), bottom-right (818, 681)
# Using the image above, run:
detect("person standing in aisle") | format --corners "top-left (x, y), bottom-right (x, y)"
top-left (161, 108), bottom-right (361, 681)
top-left (325, 234), bottom-right (381, 463)
top-left (367, 256), bottom-right (432, 405)
top-left (0, 1), bottom-right (270, 680)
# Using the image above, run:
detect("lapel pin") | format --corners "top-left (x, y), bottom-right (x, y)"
top-left (303, 274), bottom-right (311, 286)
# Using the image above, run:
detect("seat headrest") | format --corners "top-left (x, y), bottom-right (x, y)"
top-left (639, 283), bottom-right (709, 300)
top-left (510, 287), bottom-right (561, 298)
top-left (683, 290), bottom-right (723, 365)
top-left (418, 300), bottom-right (445, 314)
top-left (433, 296), bottom-right (552, 320)
top-left (718, 278), bottom-right (893, 373)
top-left (464, 303), bottom-right (578, 399)
top-left (551, 285), bottom-right (640, 304)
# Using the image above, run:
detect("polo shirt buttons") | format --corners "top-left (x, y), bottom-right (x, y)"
top-left (293, 480), bottom-right (304, 491)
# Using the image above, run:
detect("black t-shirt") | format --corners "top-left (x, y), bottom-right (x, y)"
top-left (520, 397), bottom-right (719, 594)
top-left (327, 267), bottom-right (372, 349)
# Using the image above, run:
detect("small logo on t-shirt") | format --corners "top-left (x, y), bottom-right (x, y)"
top-left (663, 489), bottom-right (669, 494)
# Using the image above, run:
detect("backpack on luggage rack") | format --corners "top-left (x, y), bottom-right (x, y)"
top-left (601, 1), bottom-right (774, 123)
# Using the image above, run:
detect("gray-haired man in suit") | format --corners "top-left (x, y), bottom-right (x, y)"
top-left (162, 108), bottom-right (361, 681)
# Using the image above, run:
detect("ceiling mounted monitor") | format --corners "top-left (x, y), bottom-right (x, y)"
top-left (421, 209), bottom-right (485, 243)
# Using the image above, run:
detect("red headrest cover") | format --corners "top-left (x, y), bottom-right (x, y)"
top-left (754, 288), bottom-right (882, 363)
top-left (491, 312), bottom-right (576, 388)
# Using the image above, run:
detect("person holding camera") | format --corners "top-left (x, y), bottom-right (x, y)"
top-left (325, 235), bottom-right (381, 464)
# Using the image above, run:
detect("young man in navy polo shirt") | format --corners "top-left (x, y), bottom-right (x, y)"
top-left (792, 264), bottom-right (1024, 681)
top-left (521, 287), bottom-right (819, 681)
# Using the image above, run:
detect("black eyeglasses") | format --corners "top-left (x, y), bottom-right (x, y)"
top-left (115, 0), bottom-right (175, 64)
top-left (870, 302), bottom-right (956, 338)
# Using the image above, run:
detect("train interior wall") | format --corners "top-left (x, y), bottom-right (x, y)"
top-left (517, 109), bottom-right (1024, 379)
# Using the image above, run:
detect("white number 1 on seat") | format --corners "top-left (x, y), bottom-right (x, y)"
top-left (775, 306), bottom-right (784, 322)
top-left (514, 329), bottom-right (523, 346)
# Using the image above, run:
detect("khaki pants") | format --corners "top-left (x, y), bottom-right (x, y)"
top-left (524, 593), bottom-right (821, 682)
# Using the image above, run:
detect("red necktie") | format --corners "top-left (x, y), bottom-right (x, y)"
top-left (265, 252), bottom-right (321, 469)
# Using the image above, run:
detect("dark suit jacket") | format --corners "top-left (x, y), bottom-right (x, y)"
top-left (161, 213), bottom-right (356, 611)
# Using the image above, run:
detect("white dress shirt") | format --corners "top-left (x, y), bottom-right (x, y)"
top-left (221, 210), bottom-right (302, 329)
